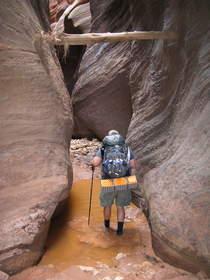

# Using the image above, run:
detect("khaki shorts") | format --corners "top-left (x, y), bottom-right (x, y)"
top-left (100, 189), bottom-right (132, 207)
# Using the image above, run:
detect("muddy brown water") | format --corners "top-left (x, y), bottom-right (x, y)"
top-left (40, 179), bottom-right (148, 271)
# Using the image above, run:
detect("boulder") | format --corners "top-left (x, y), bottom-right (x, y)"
top-left (0, 0), bottom-right (72, 274)
top-left (0, 271), bottom-right (9, 280)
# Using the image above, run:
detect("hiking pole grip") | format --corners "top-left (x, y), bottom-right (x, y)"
top-left (88, 166), bottom-right (95, 226)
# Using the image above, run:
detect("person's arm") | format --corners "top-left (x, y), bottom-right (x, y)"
top-left (91, 148), bottom-right (102, 167)
top-left (91, 156), bottom-right (102, 167)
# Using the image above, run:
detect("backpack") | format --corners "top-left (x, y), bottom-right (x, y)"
top-left (101, 134), bottom-right (130, 178)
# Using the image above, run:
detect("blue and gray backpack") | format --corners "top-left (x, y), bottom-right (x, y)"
top-left (101, 134), bottom-right (130, 178)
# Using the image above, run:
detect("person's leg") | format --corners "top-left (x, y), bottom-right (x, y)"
top-left (103, 206), bottom-right (112, 227)
top-left (115, 189), bottom-right (132, 235)
top-left (116, 206), bottom-right (125, 235)
top-left (116, 206), bottom-right (125, 221)
top-left (100, 191), bottom-right (115, 228)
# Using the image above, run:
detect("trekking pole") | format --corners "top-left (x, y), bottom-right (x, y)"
top-left (88, 165), bottom-right (95, 226)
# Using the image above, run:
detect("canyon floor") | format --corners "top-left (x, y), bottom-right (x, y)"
top-left (8, 139), bottom-right (208, 280)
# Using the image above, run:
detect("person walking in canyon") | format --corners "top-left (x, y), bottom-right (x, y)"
top-left (91, 130), bottom-right (136, 235)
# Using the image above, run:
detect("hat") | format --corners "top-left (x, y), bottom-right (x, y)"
top-left (108, 130), bottom-right (120, 136)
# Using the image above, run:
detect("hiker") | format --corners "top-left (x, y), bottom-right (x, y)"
top-left (91, 130), bottom-right (136, 235)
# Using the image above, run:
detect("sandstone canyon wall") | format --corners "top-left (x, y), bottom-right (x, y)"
top-left (72, 1), bottom-right (133, 138)
top-left (0, 0), bottom-right (209, 277)
top-left (0, 0), bottom-right (72, 275)
top-left (72, 0), bottom-right (210, 276)
top-left (50, 0), bottom-right (91, 95)
top-left (127, 1), bottom-right (210, 276)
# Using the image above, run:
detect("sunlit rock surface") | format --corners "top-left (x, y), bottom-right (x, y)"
top-left (49, 0), bottom-right (90, 32)
top-left (68, 3), bottom-right (91, 33)
top-left (0, 0), bottom-right (72, 274)
top-left (72, 0), bottom-right (210, 275)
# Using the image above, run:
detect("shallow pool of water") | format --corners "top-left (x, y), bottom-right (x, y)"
top-left (40, 179), bottom-right (145, 270)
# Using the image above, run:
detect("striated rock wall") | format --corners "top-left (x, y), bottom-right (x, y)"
top-left (49, 0), bottom-right (90, 29)
top-left (0, 0), bottom-right (72, 275)
top-left (49, 0), bottom-right (69, 23)
top-left (72, 1), bottom-right (133, 138)
top-left (0, 0), bottom-right (209, 276)
top-left (49, 0), bottom-right (91, 94)
top-left (72, 0), bottom-right (210, 275)
top-left (127, 0), bottom-right (210, 275)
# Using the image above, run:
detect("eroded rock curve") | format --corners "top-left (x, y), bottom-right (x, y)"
top-left (71, 0), bottom-right (210, 275)
top-left (0, 0), bottom-right (73, 274)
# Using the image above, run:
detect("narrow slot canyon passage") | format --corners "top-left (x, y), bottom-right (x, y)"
top-left (40, 179), bottom-right (148, 270)
top-left (0, 1), bottom-right (209, 279)
top-left (20, 139), bottom-right (200, 280)
top-left (38, 138), bottom-right (154, 278)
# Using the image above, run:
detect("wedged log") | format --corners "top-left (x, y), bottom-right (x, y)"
top-left (40, 31), bottom-right (178, 46)
top-left (0, 0), bottom-right (72, 275)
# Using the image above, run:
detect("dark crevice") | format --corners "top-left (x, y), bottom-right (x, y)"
top-left (55, 19), bottom-right (86, 95)
top-left (56, 43), bottom-right (86, 94)
top-left (30, 0), bottom-right (50, 31)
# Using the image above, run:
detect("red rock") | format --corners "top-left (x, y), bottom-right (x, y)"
top-left (49, 0), bottom-right (89, 24)
top-left (0, 0), bottom-right (73, 275)
top-left (71, 0), bottom-right (210, 276)
top-left (0, 271), bottom-right (9, 280)
top-left (0, 0), bottom-right (209, 277)
top-left (49, 0), bottom-right (69, 23)
top-left (126, 1), bottom-right (210, 276)
top-left (72, 1), bottom-right (133, 139)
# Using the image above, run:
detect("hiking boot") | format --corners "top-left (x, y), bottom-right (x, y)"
top-left (104, 219), bottom-right (110, 228)
top-left (116, 229), bottom-right (123, 236)
top-left (116, 221), bottom-right (124, 235)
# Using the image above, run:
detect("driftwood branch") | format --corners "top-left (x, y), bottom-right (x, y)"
top-left (39, 31), bottom-right (178, 46)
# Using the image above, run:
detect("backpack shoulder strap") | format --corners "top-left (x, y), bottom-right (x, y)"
top-left (127, 146), bottom-right (131, 161)
top-left (101, 145), bottom-right (105, 159)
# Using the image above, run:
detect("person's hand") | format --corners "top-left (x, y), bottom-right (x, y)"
top-left (88, 162), bottom-right (95, 171)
